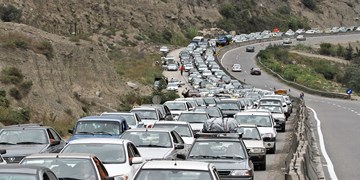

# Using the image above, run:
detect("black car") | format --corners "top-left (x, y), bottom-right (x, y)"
top-left (187, 133), bottom-right (254, 180)
top-left (250, 67), bottom-right (261, 75)
top-left (246, 46), bottom-right (255, 52)
top-left (0, 124), bottom-right (66, 163)
top-left (0, 164), bottom-right (58, 179)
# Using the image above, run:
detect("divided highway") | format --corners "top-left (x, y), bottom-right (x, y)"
top-left (221, 34), bottom-right (360, 180)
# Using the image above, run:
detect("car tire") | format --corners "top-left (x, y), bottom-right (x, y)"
top-left (268, 144), bottom-right (276, 154)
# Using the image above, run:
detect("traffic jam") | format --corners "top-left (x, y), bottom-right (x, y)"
top-left (0, 34), bottom-right (295, 180)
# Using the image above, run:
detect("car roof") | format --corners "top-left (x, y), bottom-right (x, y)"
top-left (0, 164), bottom-right (49, 174)
top-left (78, 116), bottom-right (126, 122)
top-left (131, 107), bottom-right (157, 111)
top-left (124, 128), bottom-right (172, 133)
top-left (235, 111), bottom-right (271, 116)
top-left (179, 112), bottom-right (207, 115)
top-left (2, 124), bottom-right (51, 130)
top-left (142, 160), bottom-right (211, 170)
top-left (66, 138), bottom-right (128, 145)
top-left (101, 112), bottom-right (135, 116)
top-left (153, 121), bottom-right (189, 125)
top-left (24, 153), bottom-right (96, 159)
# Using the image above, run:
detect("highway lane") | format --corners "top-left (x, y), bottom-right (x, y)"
top-left (221, 34), bottom-right (360, 180)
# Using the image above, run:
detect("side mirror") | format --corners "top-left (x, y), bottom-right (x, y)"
top-left (283, 104), bottom-right (286, 107)
top-left (176, 154), bottom-right (186, 160)
top-left (68, 129), bottom-right (74, 134)
top-left (175, 144), bottom-right (184, 149)
top-left (51, 140), bottom-right (61, 146)
top-left (130, 157), bottom-right (144, 165)
top-left (0, 149), bottom-right (6, 155)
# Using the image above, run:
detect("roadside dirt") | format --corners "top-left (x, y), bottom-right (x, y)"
top-left (289, 51), bottom-right (350, 64)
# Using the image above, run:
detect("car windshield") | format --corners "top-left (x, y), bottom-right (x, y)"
top-left (258, 105), bottom-right (283, 113)
top-left (178, 113), bottom-right (209, 123)
top-left (0, 129), bottom-right (48, 145)
top-left (216, 103), bottom-right (239, 110)
top-left (234, 115), bottom-right (272, 127)
top-left (193, 108), bottom-right (221, 118)
top-left (189, 141), bottom-right (245, 159)
top-left (131, 110), bottom-right (158, 120)
top-left (259, 100), bottom-right (282, 106)
top-left (237, 127), bottom-right (261, 140)
top-left (0, 174), bottom-right (37, 180)
top-left (121, 131), bottom-right (172, 148)
top-left (134, 169), bottom-right (212, 180)
top-left (21, 158), bottom-right (98, 180)
top-left (203, 98), bottom-right (216, 105)
top-left (74, 121), bottom-right (121, 135)
top-left (164, 102), bottom-right (187, 111)
top-left (61, 143), bottom-right (126, 164)
top-left (101, 114), bottom-right (136, 125)
top-left (152, 124), bottom-right (192, 137)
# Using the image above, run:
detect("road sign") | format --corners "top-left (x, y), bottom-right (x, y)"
top-left (152, 95), bottom-right (161, 104)
top-left (346, 88), bottom-right (353, 95)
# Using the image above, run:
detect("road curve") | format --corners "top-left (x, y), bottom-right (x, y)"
top-left (221, 34), bottom-right (360, 180)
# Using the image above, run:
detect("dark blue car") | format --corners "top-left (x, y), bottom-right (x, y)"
top-left (68, 116), bottom-right (130, 142)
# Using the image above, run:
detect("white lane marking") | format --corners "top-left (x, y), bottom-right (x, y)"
top-left (308, 107), bottom-right (338, 180)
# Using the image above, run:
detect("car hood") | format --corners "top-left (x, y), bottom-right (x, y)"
top-left (189, 123), bottom-right (204, 131)
top-left (272, 113), bottom-right (286, 120)
top-left (181, 137), bottom-right (195, 145)
top-left (190, 159), bottom-right (248, 170)
top-left (1, 144), bottom-right (48, 157)
top-left (104, 163), bottom-right (130, 177)
top-left (137, 148), bottom-right (173, 160)
top-left (68, 134), bottom-right (121, 142)
top-left (243, 140), bottom-right (265, 148)
top-left (258, 127), bottom-right (276, 136)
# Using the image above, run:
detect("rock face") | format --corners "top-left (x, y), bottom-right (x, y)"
top-left (0, 23), bottom-right (138, 121)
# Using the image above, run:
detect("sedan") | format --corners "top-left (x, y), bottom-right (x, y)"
top-left (166, 83), bottom-right (179, 91)
top-left (296, 35), bottom-right (306, 41)
top-left (232, 64), bottom-right (242, 72)
top-left (60, 138), bottom-right (144, 178)
top-left (120, 128), bottom-right (186, 160)
top-left (250, 67), bottom-right (261, 75)
top-left (246, 46), bottom-right (255, 52)
top-left (0, 164), bottom-right (58, 180)
top-left (166, 63), bottom-right (178, 71)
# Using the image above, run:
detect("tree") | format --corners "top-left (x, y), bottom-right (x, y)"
top-left (345, 44), bottom-right (353, 60)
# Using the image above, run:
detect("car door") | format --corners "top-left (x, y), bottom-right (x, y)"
top-left (127, 142), bottom-right (142, 178)
top-left (47, 128), bottom-right (65, 153)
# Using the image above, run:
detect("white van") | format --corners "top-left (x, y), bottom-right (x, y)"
top-left (192, 36), bottom-right (204, 46)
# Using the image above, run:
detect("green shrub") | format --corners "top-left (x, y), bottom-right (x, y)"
top-left (34, 41), bottom-right (54, 60)
top-left (0, 89), bottom-right (5, 97)
top-left (9, 87), bottom-right (21, 100)
top-left (185, 26), bottom-right (198, 39)
top-left (19, 80), bottom-right (33, 95)
top-left (319, 43), bottom-right (336, 56)
top-left (0, 107), bottom-right (30, 125)
top-left (0, 67), bottom-right (24, 85)
top-left (302, 0), bottom-right (317, 10)
top-left (0, 4), bottom-right (22, 22)
top-left (0, 97), bottom-right (9, 108)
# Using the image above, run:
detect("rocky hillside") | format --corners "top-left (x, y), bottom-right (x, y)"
top-left (0, 0), bottom-right (359, 127)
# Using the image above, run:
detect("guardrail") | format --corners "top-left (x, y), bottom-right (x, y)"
top-left (215, 32), bottom-right (359, 99)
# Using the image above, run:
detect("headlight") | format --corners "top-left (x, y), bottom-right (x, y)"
top-left (249, 147), bottom-right (266, 153)
top-left (261, 133), bottom-right (273, 138)
top-left (113, 175), bottom-right (128, 180)
top-left (230, 170), bottom-right (252, 176)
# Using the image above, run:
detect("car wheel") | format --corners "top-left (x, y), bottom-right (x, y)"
top-left (268, 144), bottom-right (276, 154)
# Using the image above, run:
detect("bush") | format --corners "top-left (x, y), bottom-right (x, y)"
top-left (0, 67), bottom-right (24, 85)
top-left (302, 0), bottom-right (317, 10)
top-left (319, 43), bottom-right (336, 56)
top-left (0, 107), bottom-right (30, 125)
top-left (9, 87), bottom-right (21, 100)
top-left (0, 4), bottom-right (22, 22)
top-left (0, 89), bottom-right (5, 97)
top-left (0, 97), bottom-right (9, 108)
top-left (19, 80), bottom-right (33, 95)
top-left (34, 41), bottom-right (54, 60)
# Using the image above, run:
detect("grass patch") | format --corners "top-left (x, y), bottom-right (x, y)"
top-left (0, 67), bottom-right (24, 85)
top-left (0, 32), bottom-right (54, 60)
top-left (258, 45), bottom-right (346, 92)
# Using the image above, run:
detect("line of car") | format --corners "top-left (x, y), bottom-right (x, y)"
top-left (0, 36), bottom-right (294, 180)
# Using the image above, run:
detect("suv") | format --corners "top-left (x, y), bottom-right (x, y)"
top-left (68, 116), bottom-right (130, 142)
top-left (187, 133), bottom-right (254, 180)
top-left (238, 125), bottom-right (267, 170)
top-left (132, 160), bottom-right (221, 180)
top-left (0, 124), bottom-right (66, 163)
top-left (130, 106), bottom-right (164, 126)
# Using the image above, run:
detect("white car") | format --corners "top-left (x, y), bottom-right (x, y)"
top-left (232, 64), bottom-right (242, 72)
top-left (163, 101), bottom-right (194, 119)
top-left (282, 38), bottom-right (292, 44)
top-left (234, 111), bottom-right (277, 154)
top-left (177, 112), bottom-right (210, 134)
top-left (132, 160), bottom-right (221, 180)
top-left (295, 29), bottom-right (305, 34)
top-left (60, 138), bottom-right (144, 178)
top-left (160, 46), bottom-right (169, 53)
top-left (0, 150), bottom-right (6, 164)
top-left (296, 35), bottom-right (306, 41)
top-left (285, 29), bottom-right (295, 36)
top-left (166, 63), bottom-right (178, 71)
top-left (238, 125), bottom-right (267, 170)
top-left (153, 121), bottom-right (195, 145)
top-left (166, 83), bottom-right (179, 91)
top-left (100, 112), bottom-right (145, 129)
top-left (305, 29), bottom-right (315, 34)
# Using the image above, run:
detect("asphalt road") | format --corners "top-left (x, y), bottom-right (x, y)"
top-left (221, 34), bottom-right (360, 180)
